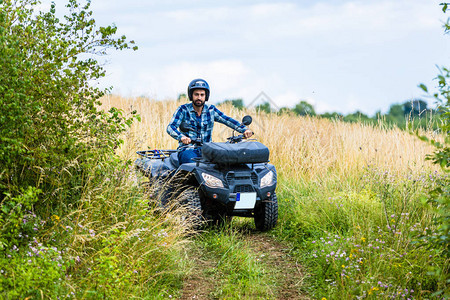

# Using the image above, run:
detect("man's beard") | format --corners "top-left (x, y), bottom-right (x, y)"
top-left (193, 100), bottom-right (204, 107)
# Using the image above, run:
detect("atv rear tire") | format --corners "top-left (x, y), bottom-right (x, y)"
top-left (178, 187), bottom-right (204, 230)
top-left (254, 192), bottom-right (278, 231)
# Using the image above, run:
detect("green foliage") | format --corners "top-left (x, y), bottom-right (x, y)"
top-left (0, 243), bottom-right (70, 298)
top-left (416, 6), bottom-right (449, 264)
top-left (0, 157), bottom-right (188, 299)
top-left (0, 0), bottom-right (138, 208)
top-left (320, 111), bottom-right (344, 120)
top-left (277, 107), bottom-right (294, 115)
top-left (64, 160), bottom-right (187, 298)
top-left (220, 98), bottom-right (244, 110)
top-left (0, 186), bottom-right (41, 250)
top-left (255, 101), bottom-right (272, 113)
top-left (293, 100), bottom-right (316, 116)
top-left (414, 18), bottom-right (449, 299)
top-left (177, 93), bottom-right (187, 100)
top-left (317, 99), bottom-right (438, 130)
top-left (0, 1), bottom-right (182, 298)
top-left (343, 111), bottom-right (371, 123)
top-left (404, 99), bottom-right (428, 117)
top-left (275, 168), bottom-right (448, 299)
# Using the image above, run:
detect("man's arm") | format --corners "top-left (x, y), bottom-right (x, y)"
top-left (212, 106), bottom-right (248, 133)
top-left (167, 106), bottom-right (185, 141)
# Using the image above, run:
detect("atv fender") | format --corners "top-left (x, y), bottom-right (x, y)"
top-left (174, 164), bottom-right (202, 187)
top-left (135, 158), bottom-right (172, 178)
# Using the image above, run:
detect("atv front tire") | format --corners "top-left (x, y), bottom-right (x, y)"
top-left (254, 192), bottom-right (278, 231)
top-left (178, 187), bottom-right (204, 230)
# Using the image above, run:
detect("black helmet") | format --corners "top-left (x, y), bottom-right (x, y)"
top-left (187, 78), bottom-right (210, 101)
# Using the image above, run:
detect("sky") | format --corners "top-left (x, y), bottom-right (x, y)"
top-left (42, 0), bottom-right (449, 115)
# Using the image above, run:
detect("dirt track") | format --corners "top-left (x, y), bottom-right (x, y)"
top-left (180, 230), bottom-right (309, 300)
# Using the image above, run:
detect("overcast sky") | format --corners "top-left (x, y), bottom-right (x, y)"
top-left (45, 0), bottom-right (449, 115)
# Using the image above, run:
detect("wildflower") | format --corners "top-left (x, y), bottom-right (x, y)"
top-left (361, 237), bottom-right (366, 242)
top-left (341, 265), bottom-right (345, 268)
top-left (51, 215), bottom-right (60, 222)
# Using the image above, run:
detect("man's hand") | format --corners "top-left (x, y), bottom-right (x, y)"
top-left (243, 130), bottom-right (253, 139)
top-left (180, 136), bottom-right (191, 145)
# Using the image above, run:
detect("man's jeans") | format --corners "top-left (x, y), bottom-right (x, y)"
top-left (178, 148), bottom-right (201, 164)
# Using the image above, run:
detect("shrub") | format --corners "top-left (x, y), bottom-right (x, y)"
top-left (0, 0), bottom-right (137, 210)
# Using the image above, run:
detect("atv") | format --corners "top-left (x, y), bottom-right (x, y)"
top-left (135, 115), bottom-right (278, 231)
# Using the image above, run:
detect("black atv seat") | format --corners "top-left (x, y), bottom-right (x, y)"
top-left (202, 141), bottom-right (269, 164)
top-left (170, 152), bottom-right (180, 168)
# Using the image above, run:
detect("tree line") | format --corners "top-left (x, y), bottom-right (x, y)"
top-left (218, 98), bottom-right (440, 130)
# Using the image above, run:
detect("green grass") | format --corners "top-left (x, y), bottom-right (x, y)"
top-left (0, 160), bottom-right (190, 299)
top-left (2, 150), bottom-right (448, 299)
top-left (195, 225), bottom-right (277, 299)
top-left (273, 166), bottom-right (449, 299)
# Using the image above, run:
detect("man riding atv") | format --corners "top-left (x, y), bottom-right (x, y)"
top-left (167, 78), bottom-right (254, 164)
top-left (135, 78), bottom-right (278, 231)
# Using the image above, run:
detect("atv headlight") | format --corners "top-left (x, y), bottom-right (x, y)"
top-left (260, 171), bottom-right (274, 188)
top-left (201, 173), bottom-right (224, 188)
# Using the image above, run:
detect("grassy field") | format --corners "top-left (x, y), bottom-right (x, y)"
top-left (5, 95), bottom-right (438, 298)
top-left (98, 95), bottom-right (448, 299)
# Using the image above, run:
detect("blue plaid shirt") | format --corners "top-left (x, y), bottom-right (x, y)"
top-left (167, 103), bottom-right (248, 148)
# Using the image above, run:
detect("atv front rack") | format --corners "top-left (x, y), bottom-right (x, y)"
top-left (136, 150), bottom-right (177, 160)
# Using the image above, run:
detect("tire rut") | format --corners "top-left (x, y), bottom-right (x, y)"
top-left (180, 243), bottom-right (218, 300)
top-left (180, 229), bottom-right (309, 300)
top-left (245, 233), bottom-right (309, 300)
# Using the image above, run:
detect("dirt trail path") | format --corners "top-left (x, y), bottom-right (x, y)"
top-left (245, 233), bottom-right (309, 300)
top-left (180, 244), bottom-right (218, 299)
top-left (180, 230), bottom-right (309, 300)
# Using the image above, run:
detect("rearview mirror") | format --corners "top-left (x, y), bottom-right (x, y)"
top-left (242, 115), bottom-right (252, 126)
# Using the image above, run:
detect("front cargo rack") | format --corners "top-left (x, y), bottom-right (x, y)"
top-left (136, 150), bottom-right (177, 160)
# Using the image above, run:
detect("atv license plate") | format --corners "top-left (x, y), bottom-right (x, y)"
top-left (234, 192), bottom-right (257, 209)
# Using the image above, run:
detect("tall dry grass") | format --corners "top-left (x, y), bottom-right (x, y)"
top-left (100, 94), bottom-right (436, 182)
top-left (100, 95), bottom-right (446, 298)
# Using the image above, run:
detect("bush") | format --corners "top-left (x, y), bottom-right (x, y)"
top-left (0, 0), bottom-right (137, 209)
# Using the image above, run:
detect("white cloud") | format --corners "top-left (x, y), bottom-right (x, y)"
top-left (41, 0), bottom-right (449, 115)
top-left (107, 59), bottom-right (253, 99)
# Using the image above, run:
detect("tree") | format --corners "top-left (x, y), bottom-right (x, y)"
top-left (0, 0), bottom-right (137, 211)
top-left (277, 107), bottom-right (293, 115)
top-left (220, 98), bottom-right (244, 110)
top-left (293, 100), bottom-right (316, 116)
top-left (403, 99), bottom-right (428, 117)
top-left (255, 101), bottom-right (272, 113)
top-left (387, 103), bottom-right (405, 118)
top-left (343, 111), bottom-right (371, 123)
top-left (320, 112), bottom-right (343, 120)
top-left (177, 93), bottom-right (187, 100)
